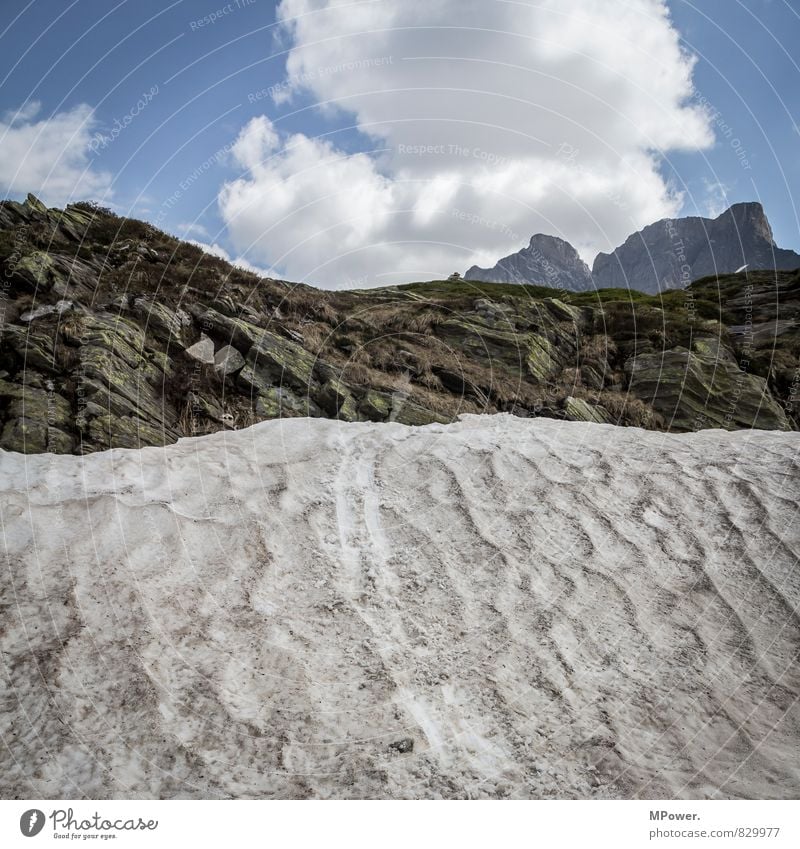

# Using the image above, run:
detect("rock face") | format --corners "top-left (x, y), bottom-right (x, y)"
top-left (467, 203), bottom-right (800, 293)
top-left (465, 234), bottom-right (594, 291)
top-left (0, 194), bottom-right (797, 456)
top-left (592, 202), bottom-right (800, 293)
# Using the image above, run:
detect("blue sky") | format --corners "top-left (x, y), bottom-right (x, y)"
top-left (1, 0), bottom-right (798, 286)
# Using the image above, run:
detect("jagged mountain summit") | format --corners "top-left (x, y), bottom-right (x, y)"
top-left (593, 202), bottom-right (800, 293)
top-left (467, 202), bottom-right (800, 293)
top-left (465, 234), bottom-right (594, 291)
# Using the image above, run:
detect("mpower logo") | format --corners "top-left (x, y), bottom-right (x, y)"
top-left (19, 809), bottom-right (45, 837)
top-left (16, 807), bottom-right (159, 838)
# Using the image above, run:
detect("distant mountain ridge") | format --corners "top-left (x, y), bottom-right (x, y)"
top-left (466, 202), bottom-right (800, 293)
top-left (465, 234), bottom-right (594, 291)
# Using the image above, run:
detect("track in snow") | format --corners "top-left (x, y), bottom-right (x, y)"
top-left (1, 415), bottom-right (799, 799)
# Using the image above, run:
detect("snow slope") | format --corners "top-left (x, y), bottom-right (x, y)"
top-left (1, 415), bottom-right (799, 799)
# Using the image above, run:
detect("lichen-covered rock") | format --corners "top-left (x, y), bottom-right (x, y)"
top-left (337, 394), bottom-right (361, 422)
top-left (255, 387), bottom-right (322, 419)
top-left (317, 378), bottom-right (352, 416)
top-left (214, 344), bottom-right (245, 377)
top-left (563, 396), bottom-right (612, 424)
top-left (85, 414), bottom-right (174, 451)
top-left (64, 313), bottom-right (148, 360)
top-left (185, 335), bottom-right (215, 364)
top-left (527, 334), bottom-right (558, 381)
top-left (133, 298), bottom-right (193, 349)
top-left (9, 251), bottom-right (58, 292)
top-left (1, 324), bottom-right (60, 372)
top-left (391, 399), bottom-right (449, 426)
top-left (543, 297), bottom-right (582, 324)
top-left (20, 300), bottom-right (74, 322)
top-left (625, 343), bottom-right (790, 431)
top-left (25, 193), bottom-right (47, 215)
top-left (249, 331), bottom-right (317, 391)
top-left (359, 390), bottom-right (393, 422)
top-left (0, 375), bottom-right (75, 452)
top-left (1, 416), bottom-right (48, 453)
top-left (0, 379), bottom-right (72, 427)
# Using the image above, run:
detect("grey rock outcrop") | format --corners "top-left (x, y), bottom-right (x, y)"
top-left (185, 335), bottom-right (215, 364)
top-left (592, 202), bottom-right (800, 293)
top-left (465, 234), bottom-right (594, 291)
top-left (214, 344), bottom-right (245, 377)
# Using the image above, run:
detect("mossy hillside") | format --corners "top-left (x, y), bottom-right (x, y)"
top-left (1, 196), bottom-right (796, 454)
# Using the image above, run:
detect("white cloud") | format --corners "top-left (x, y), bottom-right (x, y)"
top-left (3, 101), bottom-right (44, 124)
top-left (699, 178), bottom-right (732, 219)
top-left (187, 239), bottom-right (273, 278)
top-left (178, 221), bottom-right (210, 239)
top-left (219, 0), bottom-right (714, 287)
top-left (0, 103), bottom-right (112, 205)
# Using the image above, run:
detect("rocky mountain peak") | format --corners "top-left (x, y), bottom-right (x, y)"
top-left (465, 232), bottom-right (593, 291)
top-left (722, 201), bottom-right (775, 245)
top-left (592, 202), bottom-right (798, 292)
top-left (467, 202), bottom-right (799, 294)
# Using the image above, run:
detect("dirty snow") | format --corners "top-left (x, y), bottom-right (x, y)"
top-left (1, 415), bottom-right (799, 799)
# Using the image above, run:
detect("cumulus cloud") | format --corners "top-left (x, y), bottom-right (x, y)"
top-left (187, 238), bottom-right (272, 278)
top-left (219, 0), bottom-right (714, 287)
top-left (0, 102), bottom-right (112, 205)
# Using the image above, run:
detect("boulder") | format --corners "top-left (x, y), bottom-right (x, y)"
top-left (214, 345), bottom-right (245, 377)
top-left (194, 305), bottom-right (318, 390)
top-left (9, 251), bottom-right (58, 293)
top-left (185, 335), bottom-right (215, 364)
top-left (20, 300), bottom-right (74, 322)
top-left (25, 193), bottom-right (48, 215)
top-left (358, 390), bottom-right (393, 422)
top-left (317, 378), bottom-right (352, 416)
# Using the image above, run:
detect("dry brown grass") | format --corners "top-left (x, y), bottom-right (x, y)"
top-left (338, 361), bottom-right (372, 387)
top-left (580, 333), bottom-right (617, 363)
top-left (391, 310), bottom-right (441, 334)
top-left (298, 322), bottom-right (332, 355)
top-left (283, 288), bottom-right (339, 324)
